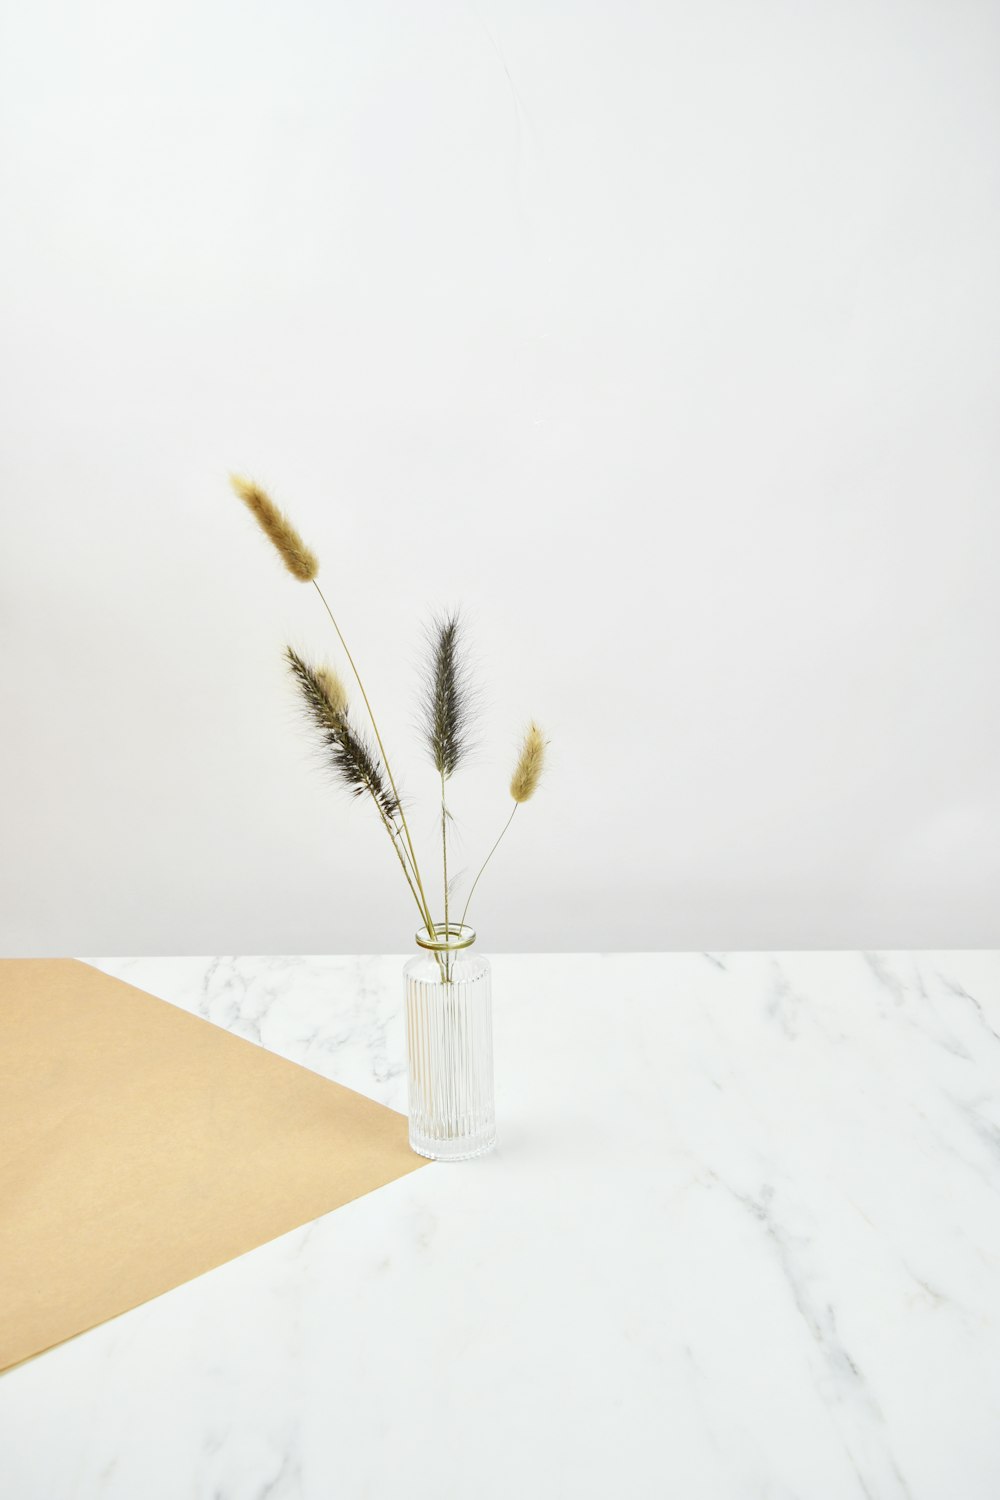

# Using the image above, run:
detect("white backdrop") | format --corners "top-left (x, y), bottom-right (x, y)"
top-left (2, 0), bottom-right (998, 955)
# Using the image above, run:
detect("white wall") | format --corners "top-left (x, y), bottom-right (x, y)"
top-left (2, 0), bottom-right (998, 956)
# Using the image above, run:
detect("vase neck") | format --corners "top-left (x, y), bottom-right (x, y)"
top-left (415, 923), bottom-right (476, 954)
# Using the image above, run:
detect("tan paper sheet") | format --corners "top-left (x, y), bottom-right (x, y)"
top-left (0, 959), bottom-right (425, 1373)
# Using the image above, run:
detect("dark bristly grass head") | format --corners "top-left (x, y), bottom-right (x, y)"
top-left (420, 610), bottom-right (476, 779)
top-left (231, 475), bottom-right (319, 582)
top-left (285, 646), bottom-right (399, 823)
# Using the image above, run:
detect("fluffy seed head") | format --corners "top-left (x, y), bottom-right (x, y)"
top-left (285, 646), bottom-right (399, 823)
top-left (421, 610), bottom-right (475, 779)
top-left (510, 722), bottom-right (546, 803)
top-left (230, 474), bottom-right (319, 582)
top-left (315, 664), bottom-right (349, 719)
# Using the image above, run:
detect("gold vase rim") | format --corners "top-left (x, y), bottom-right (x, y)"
top-left (415, 923), bottom-right (477, 953)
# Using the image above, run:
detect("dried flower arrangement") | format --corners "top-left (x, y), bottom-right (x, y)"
top-left (231, 476), bottom-right (546, 963)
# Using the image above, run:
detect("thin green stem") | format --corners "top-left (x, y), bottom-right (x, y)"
top-left (441, 769), bottom-right (450, 980)
top-left (386, 813), bottom-right (420, 887)
top-left (312, 579), bottom-right (436, 938)
top-left (459, 803), bottom-right (518, 931)
top-left (376, 803), bottom-right (447, 981)
top-left (381, 812), bottom-right (424, 918)
top-left (441, 771), bottom-right (450, 931)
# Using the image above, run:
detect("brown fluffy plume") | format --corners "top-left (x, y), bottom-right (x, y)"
top-left (314, 663), bottom-right (349, 718)
top-left (510, 722), bottom-right (546, 803)
top-left (231, 475), bottom-right (319, 582)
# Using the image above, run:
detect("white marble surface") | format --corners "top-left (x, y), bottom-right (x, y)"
top-left (2, 951), bottom-right (999, 1499)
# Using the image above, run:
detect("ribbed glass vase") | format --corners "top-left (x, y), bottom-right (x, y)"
top-left (404, 924), bottom-right (495, 1161)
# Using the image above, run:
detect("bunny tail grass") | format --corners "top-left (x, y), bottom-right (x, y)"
top-left (231, 475), bottom-right (319, 582)
top-left (510, 722), bottom-right (546, 803)
top-left (314, 663), bottom-right (349, 718)
top-left (421, 610), bottom-right (475, 779)
top-left (285, 647), bottom-right (399, 823)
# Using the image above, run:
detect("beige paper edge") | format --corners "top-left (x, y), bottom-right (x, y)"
top-left (0, 959), bottom-right (426, 1373)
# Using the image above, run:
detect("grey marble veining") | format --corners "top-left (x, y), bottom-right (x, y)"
top-left (1, 951), bottom-right (998, 1499)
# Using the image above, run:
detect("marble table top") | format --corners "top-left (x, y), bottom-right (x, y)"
top-left (1, 951), bottom-right (999, 1499)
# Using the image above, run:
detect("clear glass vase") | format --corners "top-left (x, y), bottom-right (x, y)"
top-left (404, 924), bottom-right (496, 1161)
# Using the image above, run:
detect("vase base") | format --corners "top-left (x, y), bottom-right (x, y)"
top-left (409, 1130), bottom-right (497, 1163)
